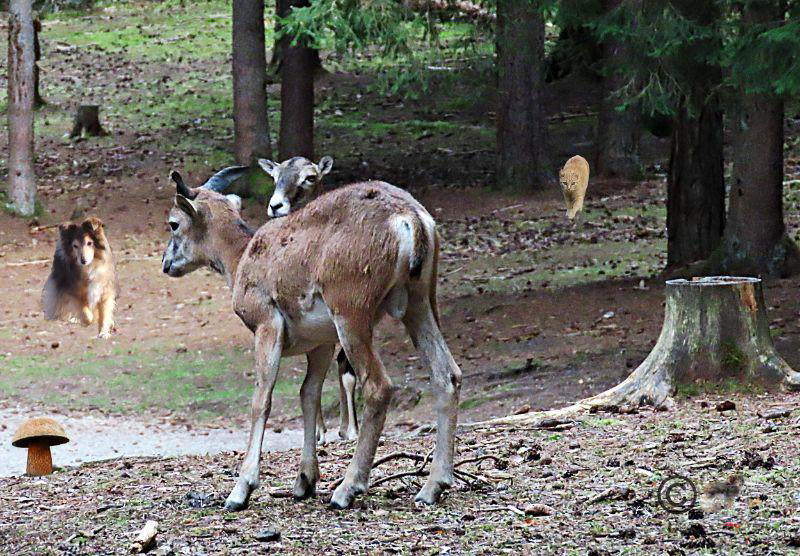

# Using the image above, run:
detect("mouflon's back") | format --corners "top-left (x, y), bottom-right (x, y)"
top-left (234, 181), bottom-right (435, 324)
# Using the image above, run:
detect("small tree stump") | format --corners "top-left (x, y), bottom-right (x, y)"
top-left (585, 276), bottom-right (800, 409)
top-left (69, 105), bottom-right (107, 138)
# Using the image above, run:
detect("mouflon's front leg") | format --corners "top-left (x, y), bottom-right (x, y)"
top-left (225, 314), bottom-right (284, 511)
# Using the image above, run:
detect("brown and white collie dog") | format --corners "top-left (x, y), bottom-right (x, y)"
top-left (41, 217), bottom-right (117, 338)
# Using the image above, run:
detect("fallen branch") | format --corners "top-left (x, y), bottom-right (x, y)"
top-left (454, 454), bottom-right (503, 469)
top-left (130, 520), bottom-right (158, 553)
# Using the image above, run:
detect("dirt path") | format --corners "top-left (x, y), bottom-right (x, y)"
top-left (0, 406), bottom-right (308, 478)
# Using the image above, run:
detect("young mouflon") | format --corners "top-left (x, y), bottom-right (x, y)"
top-left (42, 217), bottom-right (117, 338)
top-left (257, 155), bottom-right (360, 442)
top-left (162, 172), bottom-right (462, 511)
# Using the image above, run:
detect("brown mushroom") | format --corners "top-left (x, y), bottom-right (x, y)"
top-left (11, 417), bottom-right (70, 476)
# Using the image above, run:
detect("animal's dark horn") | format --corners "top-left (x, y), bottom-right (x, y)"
top-left (171, 171), bottom-right (197, 199)
top-left (202, 166), bottom-right (250, 193)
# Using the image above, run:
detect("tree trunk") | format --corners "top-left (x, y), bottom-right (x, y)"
top-left (269, 0), bottom-right (321, 75)
top-left (232, 0), bottom-right (272, 165)
top-left (33, 13), bottom-right (44, 108)
top-left (596, 0), bottom-right (642, 180)
top-left (584, 277), bottom-right (800, 409)
top-left (7, 0), bottom-right (37, 217)
top-left (496, 0), bottom-right (550, 190)
top-left (710, 2), bottom-right (800, 277)
top-left (68, 105), bottom-right (107, 138)
top-left (666, 0), bottom-right (725, 269)
top-left (278, 0), bottom-right (314, 160)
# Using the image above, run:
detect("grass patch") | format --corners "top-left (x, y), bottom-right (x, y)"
top-left (0, 346), bottom-right (338, 420)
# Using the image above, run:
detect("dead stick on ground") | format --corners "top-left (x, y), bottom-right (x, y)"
top-left (455, 455), bottom-right (503, 468)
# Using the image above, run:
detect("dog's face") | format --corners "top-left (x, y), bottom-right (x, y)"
top-left (60, 217), bottom-right (105, 266)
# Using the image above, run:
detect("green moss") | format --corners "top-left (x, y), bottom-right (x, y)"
top-left (721, 340), bottom-right (747, 373)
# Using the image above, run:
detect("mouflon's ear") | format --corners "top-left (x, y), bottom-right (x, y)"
top-left (258, 159), bottom-right (280, 180)
top-left (175, 194), bottom-right (199, 220)
top-left (318, 155), bottom-right (333, 176)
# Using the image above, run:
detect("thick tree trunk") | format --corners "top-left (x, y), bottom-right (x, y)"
top-left (68, 105), bottom-right (107, 138)
top-left (33, 14), bottom-right (44, 108)
top-left (666, 0), bottom-right (725, 269)
top-left (596, 0), bottom-right (642, 180)
top-left (232, 0), bottom-right (272, 165)
top-left (278, 0), bottom-right (314, 160)
top-left (269, 0), bottom-right (321, 75)
top-left (712, 95), bottom-right (800, 276)
top-left (710, 2), bottom-right (800, 277)
top-left (584, 277), bottom-right (800, 409)
top-left (667, 99), bottom-right (725, 268)
top-left (7, 0), bottom-right (37, 217)
top-left (496, 0), bottom-right (550, 190)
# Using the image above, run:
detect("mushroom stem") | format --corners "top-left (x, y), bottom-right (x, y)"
top-left (26, 441), bottom-right (54, 476)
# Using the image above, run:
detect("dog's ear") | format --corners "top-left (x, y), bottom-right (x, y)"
top-left (82, 217), bottom-right (103, 232)
top-left (59, 223), bottom-right (76, 242)
top-left (175, 194), bottom-right (199, 220)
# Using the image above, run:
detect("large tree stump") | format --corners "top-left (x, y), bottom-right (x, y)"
top-left (483, 276), bottom-right (800, 427)
top-left (585, 276), bottom-right (800, 409)
top-left (69, 105), bottom-right (107, 138)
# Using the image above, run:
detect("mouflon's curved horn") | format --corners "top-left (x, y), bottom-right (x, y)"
top-left (201, 166), bottom-right (250, 193)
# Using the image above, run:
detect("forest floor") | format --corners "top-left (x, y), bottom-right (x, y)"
top-left (2, 0), bottom-right (800, 553)
top-left (2, 393), bottom-right (800, 554)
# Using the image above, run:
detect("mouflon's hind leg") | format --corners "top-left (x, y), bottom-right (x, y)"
top-left (337, 349), bottom-right (359, 441)
top-left (402, 295), bottom-right (462, 506)
top-left (315, 397), bottom-right (327, 445)
top-left (295, 344), bottom-right (334, 499)
top-left (329, 318), bottom-right (392, 509)
top-left (224, 315), bottom-right (284, 511)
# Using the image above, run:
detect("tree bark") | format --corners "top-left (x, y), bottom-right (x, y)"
top-left (596, 0), bottom-right (642, 180)
top-left (68, 105), bottom-right (107, 138)
top-left (278, 0), bottom-right (314, 160)
top-left (7, 0), bottom-right (37, 217)
top-left (496, 0), bottom-right (550, 190)
top-left (232, 0), bottom-right (272, 165)
top-left (710, 2), bottom-right (800, 277)
top-left (269, 0), bottom-right (321, 74)
top-left (584, 277), bottom-right (800, 409)
top-left (666, 0), bottom-right (725, 269)
top-left (33, 13), bottom-right (44, 108)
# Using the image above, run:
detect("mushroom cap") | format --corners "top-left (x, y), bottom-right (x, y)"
top-left (11, 417), bottom-right (69, 448)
